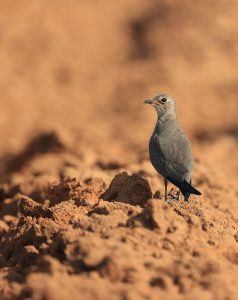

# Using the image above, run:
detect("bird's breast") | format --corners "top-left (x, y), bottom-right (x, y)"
top-left (149, 134), bottom-right (167, 178)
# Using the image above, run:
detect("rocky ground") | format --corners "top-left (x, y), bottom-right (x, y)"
top-left (0, 1), bottom-right (238, 299)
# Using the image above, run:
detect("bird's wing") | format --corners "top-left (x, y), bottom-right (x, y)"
top-left (156, 127), bottom-right (193, 182)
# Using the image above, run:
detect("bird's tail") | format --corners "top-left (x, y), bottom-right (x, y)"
top-left (167, 177), bottom-right (201, 200)
top-left (180, 180), bottom-right (201, 196)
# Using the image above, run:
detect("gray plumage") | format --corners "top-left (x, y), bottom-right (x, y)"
top-left (144, 93), bottom-right (201, 201)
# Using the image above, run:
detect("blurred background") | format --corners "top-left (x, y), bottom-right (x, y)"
top-left (1, 3), bottom-right (238, 299)
top-left (0, 0), bottom-right (237, 163)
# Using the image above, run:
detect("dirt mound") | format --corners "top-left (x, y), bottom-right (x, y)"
top-left (0, 151), bottom-right (238, 300)
top-left (102, 172), bottom-right (152, 207)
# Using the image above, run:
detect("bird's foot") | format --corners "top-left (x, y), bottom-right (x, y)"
top-left (165, 197), bottom-right (178, 204)
top-left (168, 188), bottom-right (181, 201)
top-left (165, 199), bottom-right (173, 204)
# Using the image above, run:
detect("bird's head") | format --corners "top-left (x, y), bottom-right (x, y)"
top-left (144, 93), bottom-right (176, 118)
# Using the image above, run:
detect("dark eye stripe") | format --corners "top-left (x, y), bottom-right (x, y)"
top-left (160, 97), bottom-right (167, 103)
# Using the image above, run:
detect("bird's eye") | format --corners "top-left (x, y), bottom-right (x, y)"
top-left (160, 97), bottom-right (167, 103)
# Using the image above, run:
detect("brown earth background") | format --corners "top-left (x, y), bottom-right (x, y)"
top-left (0, 1), bottom-right (238, 299)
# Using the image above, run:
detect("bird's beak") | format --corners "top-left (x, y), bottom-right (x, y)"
top-left (144, 98), bottom-right (153, 104)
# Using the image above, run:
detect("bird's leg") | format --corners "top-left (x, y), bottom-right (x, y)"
top-left (184, 193), bottom-right (189, 202)
top-left (177, 190), bottom-right (181, 200)
top-left (164, 178), bottom-right (168, 201)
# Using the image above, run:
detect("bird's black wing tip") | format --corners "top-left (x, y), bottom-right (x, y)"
top-left (185, 181), bottom-right (201, 196)
top-left (193, 190), bottom-right (202, 196)
top-left (167, 177), bottom-right (202, 196)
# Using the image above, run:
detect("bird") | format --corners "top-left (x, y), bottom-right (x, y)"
top-left (144, 93), bottom-right (201, 202)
